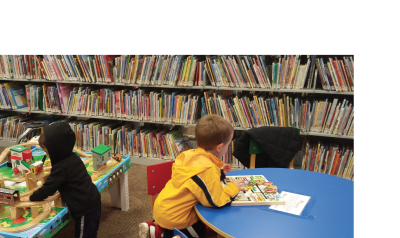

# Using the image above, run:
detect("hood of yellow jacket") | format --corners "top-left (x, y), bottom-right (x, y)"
top-left (171, 148), bottom-right (225, 188)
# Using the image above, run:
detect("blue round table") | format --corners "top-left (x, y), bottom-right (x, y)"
top-left (195, 168), bottom-right (353, 238)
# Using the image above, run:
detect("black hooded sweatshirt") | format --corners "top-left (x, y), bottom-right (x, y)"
top-left (30, 122), bottom-right (101, 218)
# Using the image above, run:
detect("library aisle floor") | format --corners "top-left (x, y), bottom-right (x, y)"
top-left (0, 146), bottom-right (153, 238)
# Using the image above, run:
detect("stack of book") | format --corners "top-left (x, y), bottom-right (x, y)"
top-left (0, 82), bottom-right (28, 110)
top-left (316, 56), bottom-right (354, 92)
top-left (205, 55), bottom-right (269, 88)
top-left (21, 84), bottom-right (203, 124)
top-left (114, 55), bottom-right (205, 87)
top-left (204, 55), bottom-right (316, 89)
top-left (37, 55), bottom-right (117, 83)
top-left (65, 87), bottom-right (201, 124)
top-left (67, 119), bottom-right (192, 161)
top-left (0, 55), bottom-right (116, 83)
top-left (301, 139), bottom-right (354, 180)
top-left (0, 115), bottom-right (57, 142)
top-left (270, 55), bottom-right (317, 90)
top-left (122, 126), bottom-right (191, 160)
top-left (201, 91), bottom-right (354, 136)
top-left (0, 55), bottom-right (38, 80)
top-left (308, 98), bottom-right (353, 136)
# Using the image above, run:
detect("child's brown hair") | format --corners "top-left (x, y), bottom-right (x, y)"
top-left (38, 133), bottom-right (46, 149)
top-left (195, 114), bottom-right (233, 151)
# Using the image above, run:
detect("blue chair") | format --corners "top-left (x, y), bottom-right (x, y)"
top-left (173, 228), bottom-right (188, 238)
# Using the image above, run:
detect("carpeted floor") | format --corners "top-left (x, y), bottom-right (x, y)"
top-left (0, 146), bottom-right (153, 238)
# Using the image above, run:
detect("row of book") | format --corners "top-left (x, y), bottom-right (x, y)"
top-left (316, 57), bottom-right (354, 92)
top-left (0, 113), bottom-right (192, 160)
top-left (0, 114), bottom-right (57, 142)
top-left (64, 87), bottom-right (201, 124)
top-left (0, 114), bottom-right (246, 168)
top-left (70, 121), bottom-right (191, 161)
top-left (0, 55), bottom-right (116, 83)
top-left (0, 55), bottom-right (354, 92)
top-left (204, 55), bottom-right (321, 90)
top-left (206, 55), bottom-right (327, 90)
top-left (114, 55), bottom-right (205, 87)
top-left (201, 91), bottom-right (354, 136)
top-left (0, 83), bottom-right (354, 136)
top-left (0, 82), bottom-right (202, 124)
top-left (301, 139), bottom-right (354, 180)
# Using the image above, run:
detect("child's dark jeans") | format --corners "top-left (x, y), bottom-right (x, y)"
top-left (74, 206), bottom-right (101, 238)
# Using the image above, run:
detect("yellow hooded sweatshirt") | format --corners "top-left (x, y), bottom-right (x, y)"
top-left (153, 148), bottom-right (240, 230)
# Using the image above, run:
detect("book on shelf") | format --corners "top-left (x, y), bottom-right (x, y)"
top-left (0, 82), bottom-right (28, 109)
top-left (198, 55), bottom-right (317, 90)
top-left (1, 55), bottom-right (39, 80)
top-left (0, 55), bottom-right (118, 83)
top-left (316, 56), bottom-right (354, 92)
top-left (7, 83), bottom-right (201, 124)
top-left (300, 139), bottom-right (354, 180)
top-left (112, 55), bottom-right (205, 87)
top-left (0, 115), bottom-right (57, 142)
top-left (200, 90), bottom-right (354, 136)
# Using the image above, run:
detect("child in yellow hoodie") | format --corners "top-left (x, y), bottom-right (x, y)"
top-left (139, 114), bottom-right (244, 238)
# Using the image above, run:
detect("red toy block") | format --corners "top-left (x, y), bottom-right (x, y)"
top-left (22, 150), bottom-right (32, 160)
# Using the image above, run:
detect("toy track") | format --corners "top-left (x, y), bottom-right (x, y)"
top-left (20, 185), bottom-right (43, 197)
top-left (0, 203), bottom-right (51, 233)
top-left (73, 147), bottom-right (92, 158)
top-left (0, 148), bottom-right (119, 233)
top-left (16, 192), bottom-right (61, 208)
top-left (83, 157), bottom-right (93, 165)
top-left (0, 176), bottom-right (27, 183)
top-left (91, 159), bottom-right (118, 181)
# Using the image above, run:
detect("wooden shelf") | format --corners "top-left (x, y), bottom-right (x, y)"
top-left (314, 89), bottom-right (354, 95)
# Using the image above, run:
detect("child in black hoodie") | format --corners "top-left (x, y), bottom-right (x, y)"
top-left (20, 122), bottom-right (102, 238)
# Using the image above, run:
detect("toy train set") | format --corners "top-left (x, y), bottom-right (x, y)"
top-left (0, 141), bottom-right (130, 238)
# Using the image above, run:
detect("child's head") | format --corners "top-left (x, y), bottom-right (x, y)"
top-left (39, 122), bottom-right (76, 164)
top-left (195, 114), bottom-right (234, 158)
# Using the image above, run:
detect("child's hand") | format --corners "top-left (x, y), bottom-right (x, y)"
top-left (20, 197), bottom-right (30, 202)
top-left (232, 179), bottom-right (244, 191)
top-left (222, 164), bottom-right (231, 174)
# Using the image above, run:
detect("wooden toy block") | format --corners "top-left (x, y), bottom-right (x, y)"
top-left (31, 206), bottom-right (39, 218)
top-left (11, 207), bottom-right (25, 219)
top-left (54, 196), bottom-right (64, 208)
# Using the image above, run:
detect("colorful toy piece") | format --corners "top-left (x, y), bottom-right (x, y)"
top-left (22, 150), bottom-right (33, 164)
top-left (9, 146), bottom-right (28, 169)
top-left (242, 184), bottom-right (249, 191)
top-left (112, 154), bottom-right (123, 162)
top-left (12, 167), bottom-right (20, 175)
top-left (91, 144), bottom-right (112, 172)
top-left (249, 180), bottom-right (258, 185)
top-left (30, 161), bottom-right (44, 175)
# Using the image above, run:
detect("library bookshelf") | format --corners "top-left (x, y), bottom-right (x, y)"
top-left (0, 55), bottom-right (354, 173)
